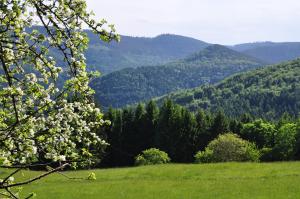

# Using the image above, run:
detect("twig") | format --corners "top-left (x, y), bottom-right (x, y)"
top-left (24, 193), bottom-right (35, 199)
top-left (0, 163), bottom-right (69, 189)
top-left (56, 171), bottom-right (84, 180)
top-left (0, 191), bottom-right (11, 198)
top-left (2, 168), bottom-right (22, 184)
top-left (5, 188), bottom-right (18, 199)
top-left (0, 162), bottom-right (54, 169)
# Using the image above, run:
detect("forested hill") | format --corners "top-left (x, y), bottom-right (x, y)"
top-left (232, 42), bottom-right (300, 64)
top-left (85, 36), bottom-right (300, 72)
top-left (28, 26), bottom-right (300, 73)
top-left (185, 44), bottom-right (263, 63)
top-left (27, 26), bottom-right (209, 74)
top-left (85, 33), bottom-right (209, 73)
top-left (159, 59), bottom-right (300, 119)
top-left (91, 45), bottom-right (265, 109)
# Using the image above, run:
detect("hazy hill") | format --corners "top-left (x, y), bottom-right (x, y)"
top-left (85, 33), bottom-right (209, 73)
top-left (27, 26), bottom-right (300, 73)
top-left (160, 59), bottom-right (300, 119)
top-left (232, 42), bottom-right (300, 64)
top-left (91, 45), bottom-right (264, 108)
top-left (27, 26), bottom-right (209, 73)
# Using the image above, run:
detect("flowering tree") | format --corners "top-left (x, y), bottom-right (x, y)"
top-left (0, 0), bottom-right (119, 198)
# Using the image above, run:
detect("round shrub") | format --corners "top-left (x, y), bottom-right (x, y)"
top-left (135, 148), bottom-right (171, 166)
top-left (195, 133), bottom-right (260, 163)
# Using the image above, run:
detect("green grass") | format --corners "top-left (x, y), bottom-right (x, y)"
top-left (1, 162), bottom-right (300, 199)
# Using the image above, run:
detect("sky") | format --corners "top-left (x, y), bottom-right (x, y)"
top-left (86, 0), bottom-right (300, 45)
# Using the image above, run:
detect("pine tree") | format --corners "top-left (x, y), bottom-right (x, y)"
top-left (175, 108), bottom-right (198, 162)
top-left (133, 103), bottom-right (147, 156)
top-left (144, 100), bottom-right (159, 148)
top-left (101, 109), bottom-right (124, 167)
top-left (210, 110), bottom-right (229, 139)
top-left (195, 109), bottom-right (211, 151)
top-left (121, 107), bottom-right (136, 165)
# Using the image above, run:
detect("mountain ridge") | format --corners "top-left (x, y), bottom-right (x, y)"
top-left (26, 26), bottom-right (300, 73)
top-left (91, 44), bottom-right (265, 109)
top-left (157, 58), bottom-right (300, 119)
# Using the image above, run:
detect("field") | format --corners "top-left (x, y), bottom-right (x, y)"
top-left (1, 162), bottom-right (300, 199)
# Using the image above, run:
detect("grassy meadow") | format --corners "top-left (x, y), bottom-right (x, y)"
top-left (1, 162), bottom-right (300, 199)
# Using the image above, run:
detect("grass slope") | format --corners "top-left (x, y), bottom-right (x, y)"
top-left (2, 162), bottom-right (300, 199)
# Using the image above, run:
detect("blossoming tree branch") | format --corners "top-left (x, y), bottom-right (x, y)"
top-left (0, 0), bottom-right (119, 198)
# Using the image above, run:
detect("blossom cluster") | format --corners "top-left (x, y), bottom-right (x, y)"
top-left (0, 0), bottom-right (119, 168)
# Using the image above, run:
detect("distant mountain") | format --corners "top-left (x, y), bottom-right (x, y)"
top-left (185, 44), bottom-right (263, 63)
top-left (160, 59), bottom-right (300, 119)
top-left (85, 33), bottom-right (209, 73)
top-left (91, 45), bottom-right (265, 108)
top-left (86, 35), bottom-right (300, 72)
top-left (27, 26), bottom-right (209, 74)
top-left (27, 26), bottom-right (300, 73)
top-left (231, 42), bottom-right (277, 51)
top-left (231, 42), bottom-right (300, 64)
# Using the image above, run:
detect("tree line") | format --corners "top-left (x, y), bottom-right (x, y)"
top-left (99, 99), bottom-right (300, 167)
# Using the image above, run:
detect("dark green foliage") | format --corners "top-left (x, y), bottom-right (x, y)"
top-left (156, 100), bottom-right (183, 161)
top-left (135, 148), bottom-right (171, 166)
top-left (294, 120), bottom-right (300, 159)
top-left (155, 100), bottom-right (200, 162)
top-left (194, 109), bottom-right (212, 151)
top-left (143, 100), bottom-right (159, 149)
top-left (272, 123), bottom-right (297, 160)
top-left (91, 45), bottom-right (264, 108)
top-left (100, 100), bottom-right (300, 167)
top-left (100, 108), bottom-right (124, 167)
top-left (121, 107), bottom-right (138, 165)
top-left (241, 120), bottom-right (276, 149)
top-left (163, 59), bottom-right (300, 119)
top-left (194, 133), bottom-right (260, 163)
top-left (210, 111), bottom-right (229, 139)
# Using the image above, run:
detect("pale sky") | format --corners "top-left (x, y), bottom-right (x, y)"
top-left (86, 0), bottom-right (300, 45)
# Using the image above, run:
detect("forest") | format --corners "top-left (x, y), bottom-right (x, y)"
top-left (161, 59), bottom-right (300, 119)
top-left (92, 45), bottom-right (264, 108)
top-left (100, 100), bottom-right (300, 167)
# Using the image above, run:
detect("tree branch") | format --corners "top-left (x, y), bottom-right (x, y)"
top-left (0, 163), bottom-right (69, 189)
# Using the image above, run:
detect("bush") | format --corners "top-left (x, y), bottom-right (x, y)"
top-left (272, 123), bottom-right (297, 160)
top-left (135, 148), bottom-right (171, 166)
top-left (194, 149), bottom-right (213, 163)
top-left (241, 120), bottom-right (276, 148)
top-left (195, 133), bottom-right (260, 163)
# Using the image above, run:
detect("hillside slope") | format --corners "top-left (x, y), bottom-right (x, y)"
top-left (28, 26), bottom-right (300, 73)
top-left (232, 42), bottom-right (300, 64)
top-left (161, 59), bottom-right (300, 119)
top-left (27, 27), bottom-right (209, 74)
top-left (86, 33), bottom-right (209, 73)
top-left (92, 45), bottom-right (264, 108)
